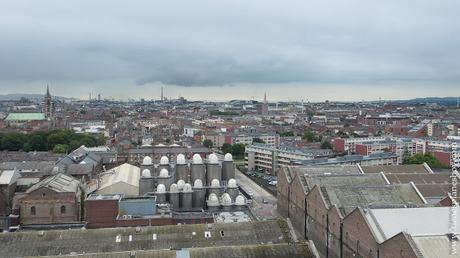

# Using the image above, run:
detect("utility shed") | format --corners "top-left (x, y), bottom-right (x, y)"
top-left (97, 163), bottom-right (140, 196)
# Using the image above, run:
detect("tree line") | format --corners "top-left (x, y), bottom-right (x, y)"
top-left (403, 153), bottom-right (448, 169)
top-left (0, 129), bottom-right (105, 154)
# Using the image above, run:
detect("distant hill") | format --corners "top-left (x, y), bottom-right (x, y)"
top-left (402, 97), bottom-right (460, 106)
top-left (0, 94), bottom-right (73, 101)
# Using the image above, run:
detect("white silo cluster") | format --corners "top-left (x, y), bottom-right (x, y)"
top-left (138, 153), bottom-right (246, 211)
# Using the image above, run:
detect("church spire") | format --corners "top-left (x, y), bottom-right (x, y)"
top-left (46, 84), bottom-right (50, 98)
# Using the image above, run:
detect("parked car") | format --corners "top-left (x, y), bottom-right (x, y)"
top-left (269, 180), bottom-right (278, 186)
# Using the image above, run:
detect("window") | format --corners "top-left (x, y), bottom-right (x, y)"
top-left (60, 205), bottom-right (66, 214)
top-left (30, 206), bottom-right (36, 215)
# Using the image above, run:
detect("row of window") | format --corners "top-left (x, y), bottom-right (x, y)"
top-left (30, 205), bottom-right (66, 215)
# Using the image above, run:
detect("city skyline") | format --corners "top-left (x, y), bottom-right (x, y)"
top-left (1, 0), bottom-right (459, 101)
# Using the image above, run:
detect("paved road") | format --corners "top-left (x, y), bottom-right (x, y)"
top-left (216, 153), bottom-right (278, 219)
top-left (235, 167), bottom-right (278, 219)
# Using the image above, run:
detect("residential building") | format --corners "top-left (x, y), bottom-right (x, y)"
top-left (245, 144), bottom-right (332, 174)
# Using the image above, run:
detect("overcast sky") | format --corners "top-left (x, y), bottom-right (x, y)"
top-left (0, 0), bottom-right (459, 101)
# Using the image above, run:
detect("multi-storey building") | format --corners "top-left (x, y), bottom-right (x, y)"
top-left (245, 144), bottom-right (332, 174)
top-left (203, 132), bottom-right (280, 148)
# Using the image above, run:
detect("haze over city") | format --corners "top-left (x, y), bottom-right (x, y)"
top-left (1, 0), bottom-right (459, 101)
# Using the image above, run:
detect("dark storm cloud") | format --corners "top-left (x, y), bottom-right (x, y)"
top-left (0, 0), bottom-right (460, 88)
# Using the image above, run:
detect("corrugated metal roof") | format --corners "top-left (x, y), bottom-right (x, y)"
top-left (412, 235), bottom-right (460, 258)
top-left (0, 170), bottom-right (19, 185)
top-left (365, 207), bottom-right (460, 243)
top-left (98, 163), bottom-right (140, 190)
top-left (26, 173), bottom-right (80, 193)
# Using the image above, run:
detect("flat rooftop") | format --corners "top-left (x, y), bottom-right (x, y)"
top-left (0, 220), bottom-right (297, 257)
top-left (36, 244), bottom-right (312, 258)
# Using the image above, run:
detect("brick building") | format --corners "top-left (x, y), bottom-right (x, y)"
top-left (277, 165), bottom-right (431, 258)
top-left (15, 173), bottom-right (82, 225)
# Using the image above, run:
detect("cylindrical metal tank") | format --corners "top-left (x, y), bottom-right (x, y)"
top-left (235, 195), bottom-right (246, 208)
top-left (157, 168), bottom-right (172, 189)
top-left (191, 164), bottom-right (206, 185)
top-left (141, 156), bottom-right (153, 172)
top-left (156, 184), bottom-right (167, 204)
top-left (139, 169), bottom-right (154, 196)
top-left (206, 154), bottom-right (221, 185)
top-left (208, 179), bottom-right (221, 196)
top-left (227, 178), bottom-right (239, 201)
top-left (175, 154), bottom-right (189, 182)
top-left (222, 153), bottom-right (235, 182)
top-left (192, 179), bottom-right (206, 210)
top-left (180, 183), bottom-right (193, 211)
top-left (175, 164), bottom-right (189, 182)
top-left (221, 193), bottom-right (232, 211)
top-left (207, 193), bottom-right (220, 211)
top-left (206, 153), bottom-right (221, 183)
top-left (156, 155), bottom-right (170, 177)
top-left (169, 183), bottom-right (180, 210)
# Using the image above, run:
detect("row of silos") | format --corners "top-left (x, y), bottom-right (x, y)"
top-left (139, 152), bottom-right (239, 211)
top-left (207, 193), bottom-right (246, 211)
top-left (141, 153), bottom-right (235, 186)
top-left (139, 168), bottom-right (173, 196)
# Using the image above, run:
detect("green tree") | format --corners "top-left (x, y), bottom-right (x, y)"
top-left (404, 153), bottom-right (446, 168)
top-left (24, 134), bottom-right (47, 151)
top-left (1, 133), bottom-right (26, 151)
top-left (231, 143), bottom-right (246, 158)
top-left (47, 130), bottom-right (71, 149)
top-left (303, 131), bottom-right (318, 142)
top-left (53, 144), bottom-right (70, 154)
top-left (203, 139), bottom-right (213, 148)
top-left (252, 138), bottom-right (265, 144)
top-left (321, 140), bottom-right (332, 149)
top-left (221, 143), bottom-right (233, 154)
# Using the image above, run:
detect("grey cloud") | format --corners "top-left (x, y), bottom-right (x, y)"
top-left (0, 0), bottom-right (459, 89)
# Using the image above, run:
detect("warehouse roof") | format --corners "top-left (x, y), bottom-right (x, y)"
top-left (98, 163), bottom-right (140, 190)
top-left (322, 183), bottom-right (425, 216)
top-left (412, 235), bottom-right (459, 258)
top-left (361, 164), bottom-right (431, 174)
top-left (303, 173), bottom-right (387, 192)
top-left (26, 173), bottom-right (80, 194)
top-left (292, 165), bottom-right (362, 177)
top-left (364, 207), bottom-right (460, 243)
top-left (35, 244), bottom-right (312, 258)
top-left (0, 220), bottom-right (300, 257)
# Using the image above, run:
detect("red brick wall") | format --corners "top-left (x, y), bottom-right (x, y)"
top-left (355, 144), bottom-right (368, 155)
top-left (342, 209), bottom-right (379, 258)
top-left (85, 199), bottom-right (119, 228)
top-left (431, 151), bottom-right (451, 167)
top-left (333, 138), bottom-right (345, 152)
top-left (19, 188), bottom-right (79, 225)
top-left (380, 232), bottom-right (418, 258)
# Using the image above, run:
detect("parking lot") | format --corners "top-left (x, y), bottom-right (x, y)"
top-left (245, 171), bottom-right (277, 196)
top-left (234, 168), bottom-right (278, 219)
